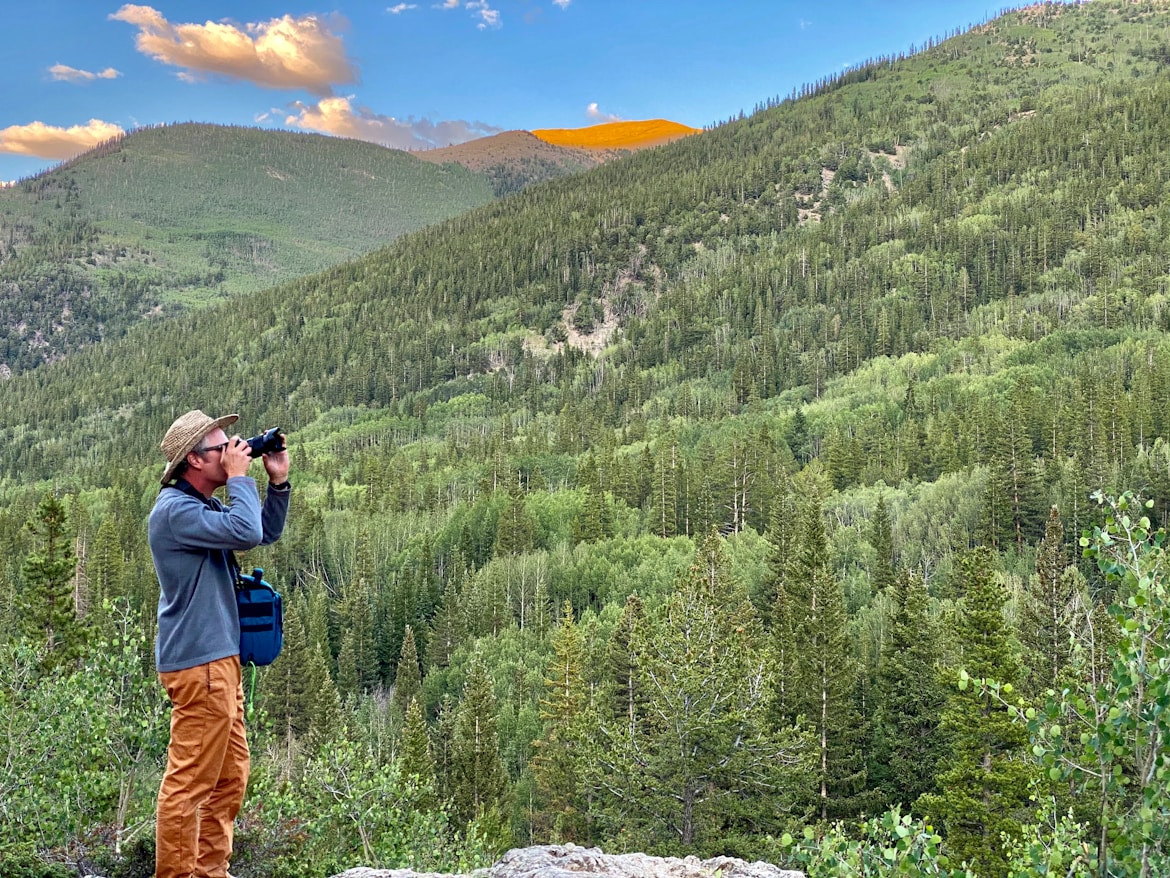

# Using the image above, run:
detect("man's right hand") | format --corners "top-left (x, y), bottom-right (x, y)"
top-left (222, 436), bottom-right (254, 479)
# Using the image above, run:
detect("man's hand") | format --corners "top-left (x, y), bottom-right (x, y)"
top-left (262, 435), bottom-right (290, 485)
top-left (222, 435), bottom-right (254, 479)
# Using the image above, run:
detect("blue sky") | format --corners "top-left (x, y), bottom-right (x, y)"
top-left (1, 1), bottom-right (1011, 182)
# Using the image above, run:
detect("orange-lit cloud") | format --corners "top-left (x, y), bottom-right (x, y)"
top-left (49, 64), bottom-right (122, 83)
top-left (0, 120), bottom-right (125, 159)
top-left (586, 102), bottom-right (621, 122)
top-left (286, 96), bottom-right (501, 150)
top-left (109, 4), bottom-right (357, 96)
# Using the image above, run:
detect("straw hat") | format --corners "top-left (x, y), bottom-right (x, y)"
top-left (160, 410), bottom-right (239, 485)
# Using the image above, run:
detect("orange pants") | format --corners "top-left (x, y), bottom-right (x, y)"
top-left (156, 655), bottom-right (250, 878)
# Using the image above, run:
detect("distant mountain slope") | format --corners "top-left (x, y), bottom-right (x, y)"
top-left (2, 0), bottom-right (1169, 499)
top-left (416, 130), bottom-right (609, 196)
top-left (532, 119), bottom-right (700, 150)
top-left (0, 123), bottom-right (495, 371)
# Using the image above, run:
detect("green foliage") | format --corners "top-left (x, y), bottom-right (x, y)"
top-left (531, 601), bottom-right (589, 842)
top-left (240, 731), bottom-right (491, 877)
top-left (1021, 492), bottom-right (1170, 877)
top-left (778, 806), bottom-right (975, 878)
top-left (0, 610), bottom-right (167, 862)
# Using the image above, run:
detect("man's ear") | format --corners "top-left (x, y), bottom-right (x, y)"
top-left (186, 450), bottom-right (205, 472)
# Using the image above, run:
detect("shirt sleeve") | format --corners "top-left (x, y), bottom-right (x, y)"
top-left (163, 477), bottom-right (264, 551)
top-left (260, 481), bottom-right (291, 546)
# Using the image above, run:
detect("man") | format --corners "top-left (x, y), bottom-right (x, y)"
top-left (149, 410), bottom-right (291, 878)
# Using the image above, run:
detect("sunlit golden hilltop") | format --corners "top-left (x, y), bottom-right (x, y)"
top-left (532, 119), bottom-right (700, 151)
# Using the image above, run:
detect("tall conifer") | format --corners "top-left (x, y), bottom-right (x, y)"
top-left (531, 601), bottom-right (588, 842)
top-left (919, 547), bottom-right (1032, 875)
top-left (869, 569), bottom-right (946, 810)
top-left (20, 491), bottom-right (82, 670)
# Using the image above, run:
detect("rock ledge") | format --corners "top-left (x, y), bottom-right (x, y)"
top-left (331, 843), bottom-right (804, 878)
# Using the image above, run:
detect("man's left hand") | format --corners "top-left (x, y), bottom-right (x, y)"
top-left (263, 440), bottom-right (290, 486)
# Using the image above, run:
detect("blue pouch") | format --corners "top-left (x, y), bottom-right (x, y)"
top-left (236, 567), bottom-right (283, 666)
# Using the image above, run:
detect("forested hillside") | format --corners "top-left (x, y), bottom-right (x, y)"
top-left (0, 123), bottom-right (495, 370)
top-left (4, 3), bottom-right (1170, 877)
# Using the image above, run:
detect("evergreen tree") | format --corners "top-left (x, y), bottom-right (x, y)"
top-left (606, 592), bottom-right (645, 738)
top-left (449, 652), bottom-right (510, 827)
top-left (427, 577), bottom-right (467, 671)
top-left (493, 474), bottom-right (535, 557)
top-left (531, 601), bottom-right (588, 842)
top-left (588, 531), bottom-right (809, 851)
top-left (87, 515), bottom-right (125, 609)
top-left (1020, 506), bottom-right (1082, 697)
top-left (868, 569), bottom-right (946, 811)
top-left (392, 625), bottom-right (422, 716)
top-left (306, 638), bottom-right (343, 751)
top-left (918, 547), bottom-right (1033, 876)
top-left (789, 407), bottom-right (812, 464)
top-left (19, 491), bottom-right (82, 670)
top-left (339, 575), bottom-right (379, 693)
top-left (648, 437), bottom-right (679, 538)
top-left (398, 697), bottom-right (438, 811)
top-left (869, 494), bottom-right (896, 594)
top-left (265, 599), bottom-right (314, 742)
top-left (770, 489), bottom-right (868, 820)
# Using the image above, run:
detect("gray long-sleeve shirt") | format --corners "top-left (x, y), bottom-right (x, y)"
top-left (149, 476), bottom-right (290, 673)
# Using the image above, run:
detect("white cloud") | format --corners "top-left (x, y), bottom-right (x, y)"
top-left (0, 119), bottom-right (125, 159)
top-left (438, 0), bottom-right (498, 28)
top-left (49, 64), bottom-right (122, 83)
top-left (586, 102), bottom-right (621, 123)
top-left (109, 4), bottom-right (357, 96)
top-left (552, 0), bottom-right (571, 7)
top-left (388, 3), bottom-right (418, 12)
top-left (467, 0), bottom-right (501, 29)
top-left (285, 96), bottom-right (502, 149)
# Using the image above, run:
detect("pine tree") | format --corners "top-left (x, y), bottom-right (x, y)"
top-left (918, 547), bottom-right (1033, 876)
top-left (770, 488), bottom-right (868, 820)
top-left (449, 652), bottom-right (510, 827)
top-left (1020, 506), bottom-right (1082, 697)
top-left (339, 575), bottom-right (379, 693)
top-left (606, 592), bottom-right (645, 739)
top-left (426, 577), bottom-right (467, 671)
top-left (87, 515), bottom-right (125, 609)
top-left (265, 599), bottom-right (314, 741)
top-left (868, 569), bottom-right (946, 811)
top-left (392, 625), bottom-right (422, 716)
top-left (648, 437), bottom-right (679, 538)
top-left (869, 494), bottom-right (896, 594)
top-left (493, 474), bottom-right (535, 557)
top-left (588, 531), bottom-right (809, 850)
top-left (398, 697), bottom-right (438, 811)
top-left (531, 601), bottom-right (588, 842)
top-left (306, 638), bottom-right (343, 750)
top-left (20, 491), bottom-right (83, 670)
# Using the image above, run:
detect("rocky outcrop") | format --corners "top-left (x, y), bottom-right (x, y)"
top-left (331, 843), bottom-right (804, 878)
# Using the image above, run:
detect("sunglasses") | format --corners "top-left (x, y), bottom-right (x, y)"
top-left (197, 441), bottom-right (230, 455)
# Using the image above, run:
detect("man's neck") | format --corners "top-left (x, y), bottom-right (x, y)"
top-left (183, 472), bottom-right (220, 499)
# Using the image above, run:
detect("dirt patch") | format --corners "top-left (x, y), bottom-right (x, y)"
top-left (563, 297), bottom-right (618, 356)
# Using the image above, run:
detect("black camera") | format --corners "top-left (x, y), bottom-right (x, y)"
top-left (244, 427), bottom-right (286, 458)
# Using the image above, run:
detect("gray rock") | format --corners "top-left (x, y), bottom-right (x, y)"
top-left (331, 844), bottom-right (803, 878)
